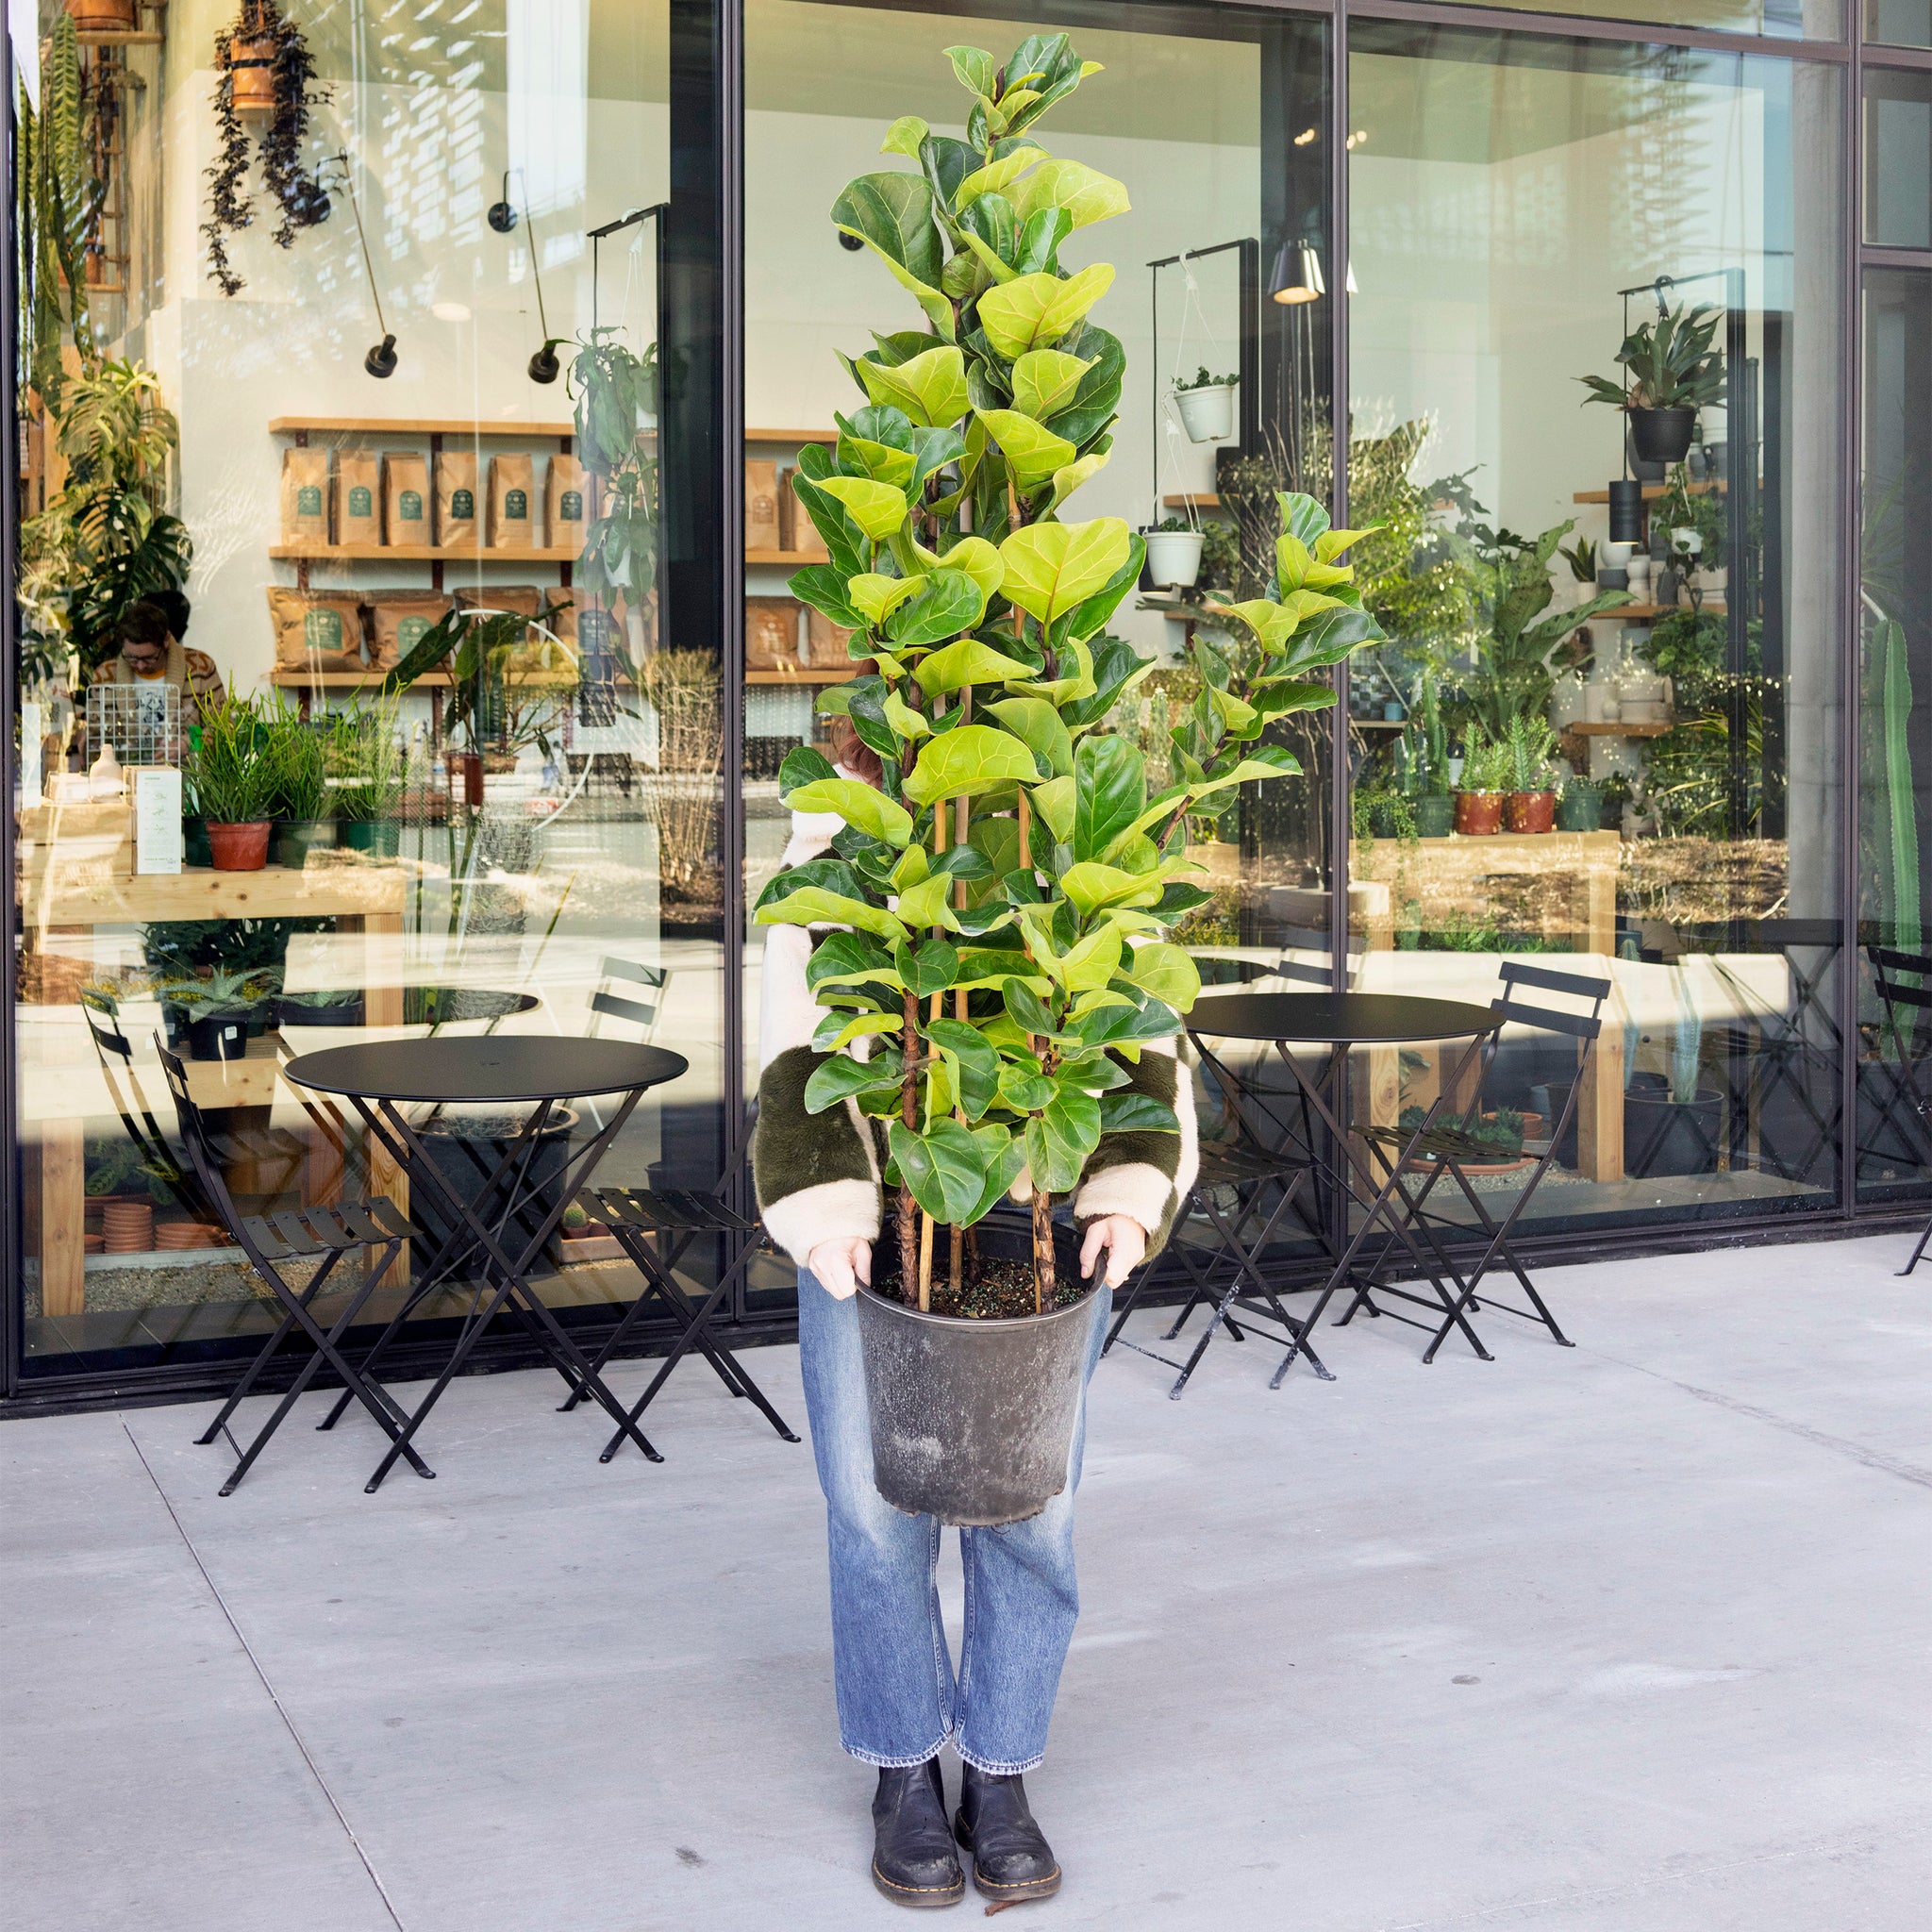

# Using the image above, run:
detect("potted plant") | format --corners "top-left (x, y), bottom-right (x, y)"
top-left (274, 988), bottom-right (366, 1028)
top-left (1143, 514), bottom-right (1206, 588)
top-left (1578, 303), bottom-right (1724, 468)
top-left (325, 701), bottom-right (405, 855)
top-left (1453, 726), bottom-right (1507, 835)
top-left (1403, 670), bottom-right (1456, 837)
top-left (260, 698), bottom-right (334, 868)
top-left (158, 969), bottom-right (275, 1061)
top-left (204, 0), bottom-right (332, 296)
top-left (1172, 366), bottom-right (1238, 443)
top-left (1556, 774), bottom-right (1603, 832)
top-left (1503, 716), bottom-right (1558, 833)
top-left (762, 39), bottom-right (1375, 1526)
top-left (184, 691), bottom-right (275, 870)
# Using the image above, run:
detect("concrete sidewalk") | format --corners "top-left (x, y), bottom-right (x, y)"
top-left (6, 1233), bottom-right (1931, 1931)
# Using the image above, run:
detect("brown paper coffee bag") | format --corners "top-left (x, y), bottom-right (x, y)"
top-left (746, 597), bottom-right (801, 671)
top-left (808, 606), bottom-right (857, 666)
top-left (339, 452), bottom-right (381, 545)
top-left (267, 589), bottom-right (365, 672)
top-left (280, 447), bottom-right (331, 545)
top-left (383, 454), bottom-right (430, 546)
top-left (745, 459), bottom-right (781, 552)
top-left (435, 450), bottom-right (479, 547)
top-left (784, 469), bottom-right (829, 561)
top-left (366, 591), bottom-right (450, 671)
top-left (488, 453), bottom-right (535, 550)
top-left (546, 454), bottom-right (586, 550)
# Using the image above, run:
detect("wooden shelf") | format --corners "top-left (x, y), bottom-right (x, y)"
top-left (747, 427), bottom-right (838, 444)
top-left (745, 667), bottom-right (859, 684)
top-left (271, 543), bottom-right (579, 563)
top-left (1161, 493), bottom-right (1222, 509)
top-left (269, 417), bottom-right (575, 439)
top-left (1612, 601), bottom-right (1726, 620)
top-left (75, 29), bottom-right (163, 45)
top-left (1572, 720), bottom-right (1674, 739)
top-left (1572, 480), bottom-right (1728, 504)
top-left (746, 549), bottom-right (830, 567)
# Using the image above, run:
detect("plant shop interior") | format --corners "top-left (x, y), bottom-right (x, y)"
top-left (7, 0), bottom-right (1926, 1407)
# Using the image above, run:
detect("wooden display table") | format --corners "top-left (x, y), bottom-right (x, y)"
top-left (18, 858), bottom-right (411, 1318)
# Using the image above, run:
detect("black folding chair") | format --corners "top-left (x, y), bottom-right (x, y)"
top-left (568, 1183), bottom-right (799, 1456)
top-left (1355, 961), bottom-right (1610, 1362)
top-left (1104, 1138), bottom-right (1330, 1397)
top-left (1867, 945), bottom-right (1932, 1275)
top-left (155, 1041), bottom-right (431, 1495)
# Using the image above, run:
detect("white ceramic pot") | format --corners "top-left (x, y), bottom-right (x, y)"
top-left (1695, 566), bottom-right (1728, 596)
top-left (1585, 680), bottom-right (1623, 724)
top-left (1174, 383), bottom-right (1236, 443)
top-left (1143, 529), bottom-right (1206, 588)
top-left (1602, 540), bottom-right (1638, 569)
top-left (1625, 556), bottom-right (1653, 599)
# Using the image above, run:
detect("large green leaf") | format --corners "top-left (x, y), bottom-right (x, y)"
top-left (893, 938), bottom-right (958, 996)
top-left (1098, 1091), bottom-right (1179, 1133)
top-left (1059, 861), bottom-right (1163, 919)
top-left (837, 432), bottom-right (917, 489)
top-left (1009, 158), bottom-right (1129, 230)
top-left (1042, 324), bottom-right (1124, 446)
top-left (804, 1053), bottom-right (905, 1115)
top-left (896, 873), bottom-right (960, 932)
top-left (901, 724), bottom-right (1041, 805)
top-left (1073, 731), bottom-right (1146, 862)
top-left (1025, 1087), bottom-right (1102, 1192)
top-left (880, 116), bottom-right (928, 158)
top-left (957, 194), bottom-right (1019, 284)
top-left (755, 886), bottom-right (908, 942)
top-left (915, 636), bottom-right (1039, 697)
top-left (1051, 534), bottom-right (1145, 645)
top-left (924, 1017), bottom-right (1000, 1121)
top-left (1010, 349), bottom-right (1094, 421)
top-left (815, 475), bottom-right (909, 542)
top-left (1054, 922), bottom-right (1124, 992)
top-left (808, 931), bottom-right (904, 993)
top-left (791, 473), bottom-right (868, 576)
top-left (885, 568), bottom-right (990, 649)
top-left (976, 264), bottom-right (1116, 358)
top-left (847, 572), bottom-right (922, 626)
top-left (858, 345), bottom-right (971, 428)
top-left (789, 562), bottom-right (865, 630)
top-left (987, 697), bottom-right (1073, 777)
top-left (944, 44), bottom-right (997, 96)
top-left (889, 1118), bottom-right (993, 1223)
top-left (1044, 450), bottom-right (1108, 516)
top-left (912, 534), bottom-right (1003, 604)
top-left (1123, 941), bottom-right (1200, 1012)
top-left (782, 777), bottom-right (914, 847)
top-left (999, 518), bottom-right (1132, 623)
top-left (973, 408), bottom-right (1076, 490)
top-left (954, 143), bottom-right (1046, 208)
top-left (883, 688), bottom-right (931, 740)
top-left (1028, 774), bottom-right (1074, 843)
top-left (831, 172), bottom-right (953, 337)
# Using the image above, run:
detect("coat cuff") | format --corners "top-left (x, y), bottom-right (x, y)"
top-left (761, 1178), bottom-right (881, 1267)
top-left (1074, 1162), bottom-right (1176, 1238)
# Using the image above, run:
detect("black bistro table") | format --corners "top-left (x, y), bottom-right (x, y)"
top-left (1186, 991), bottom-right (1502, 1383)
top-left (284, 1036), bottom-right (687, 1490)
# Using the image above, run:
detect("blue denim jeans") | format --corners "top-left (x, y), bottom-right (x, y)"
top-left (796, 1269), bottom-right (1111, 1774)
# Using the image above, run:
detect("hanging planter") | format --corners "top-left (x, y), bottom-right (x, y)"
top-left (203, 0), bottom-right (332, 297)
top-left (1172, 368), bottom-right (1237, 443)
top-left (69, 2), bottom-right (140, 33)
top-left (1142, 523), bottom-right (1206, 588)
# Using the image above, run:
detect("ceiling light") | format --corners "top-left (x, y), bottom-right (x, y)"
top-left (432, 301), bottom-right (472, 322)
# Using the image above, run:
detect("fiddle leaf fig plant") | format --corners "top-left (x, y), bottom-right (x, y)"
top-left (755, 36), bottom-right (1376, 1314)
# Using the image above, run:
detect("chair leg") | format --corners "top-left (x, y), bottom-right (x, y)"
top-left (197, 1248), bottom-right (347, 1444)
top-left (1899, 1207), bottom-right (1932, 1277)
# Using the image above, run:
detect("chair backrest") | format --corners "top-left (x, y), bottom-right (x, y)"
top-left (80, 993), bottom-right (208, 1218)
top-left (154, 1037), bottom-right (245, 1239)
top-left (1272, 926), bottom-right (1364, 991)
top-left (1868, 944), bottom-right (1932, 1054)
top-left (79, 987), bottom-right (134, 1064)
top-left (589, 957), bottom-right (669, 1038)
top-left (1491, 959), bottom-right (1612, 1045)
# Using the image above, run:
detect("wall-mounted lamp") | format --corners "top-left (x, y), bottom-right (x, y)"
top-left (1268, 238), bottom-right (1325, 306)
top-left (490, 165), bottom-right (562, 382)
top-left (326, 153), bottom-right (398, 378)
top-left (488, 170), bottom-right (519, 235)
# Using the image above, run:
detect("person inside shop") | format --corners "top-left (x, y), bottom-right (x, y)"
top-left (752, 716), bottom-right (1198, 1911)
top-left (89, 595), bottom-right (225, 730)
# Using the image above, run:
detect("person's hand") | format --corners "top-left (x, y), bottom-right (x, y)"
top-left (1080, 1215), bottom-right (1147, 1288)
top-left (808, 1238), bottom-right (873, 1300)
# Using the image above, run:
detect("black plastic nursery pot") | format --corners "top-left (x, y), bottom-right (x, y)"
top-left (856, 1219), bottom-right (1096, 1529)
top-left (1623, 1073), bottom-right (1723, 1177)
top-left (1629, 406), bottom-right (1697, 464)
top-left (187, 1012), bottom-right (248, 1061)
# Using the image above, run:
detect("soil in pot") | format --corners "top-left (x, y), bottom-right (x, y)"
top-left (275, 818), bottom-right (338, 869)
top-left (1414, 794), bottom-right (1456, 839)
top-left (1455, 791), bottom-right (1505, 836)
top-left (339, 818), bottom-right (401, 858)
top-left (1507, 790), bottom-right (1556, 834)
top-left (206, 820), bottom-right (271, 871)
top-left (1629, 406), bottom-right (1697, 465)
top-left (869, 1227), bottom-right (1091, 1320)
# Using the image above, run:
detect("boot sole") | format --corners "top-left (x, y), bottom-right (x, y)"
top-left (954, 1823), bottom-right (1062, 1902)
top-left (871, 1859), bottom-right (966, 1909)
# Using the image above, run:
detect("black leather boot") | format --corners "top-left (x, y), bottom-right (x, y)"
top-left (871, 1757), bottom-right (965, 1908)
top-left (954, 1763), bottom-right (1062, 1902)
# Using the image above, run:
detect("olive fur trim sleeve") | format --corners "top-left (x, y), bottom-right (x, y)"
top-left (752, 1044), bottom-right (883, 1264)
top-left (1072, 1039), bottom-right (1198, 1261)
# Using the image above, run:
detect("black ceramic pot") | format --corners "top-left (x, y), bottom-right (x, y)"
top-left (275, 993), bottom-right (367, 1028)
top-left (1629, 406), bottom-right (1697, 465)
top-left (187, 1012), bottom-right (248, 1062)
top-left (1624, 1074), bottom-right (1723, 1177)
top-left (856, 1219), bottom-right (1095, 1528)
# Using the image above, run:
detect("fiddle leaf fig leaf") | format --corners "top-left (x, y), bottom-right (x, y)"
top-left (998, 517), bottom-right (1132, 623)
top-left (781, 778), bottom-right (915, 848)
top-left (755, 886), bottom-right (908, 943)
top-left (1073, 731), bottom-right (1146, 863)
top-left (831, 173), bottom-right (953, 337)
top-left (912, 533), bottom-right (1003, 604)
top-left (789, 563), bottom-right (865, 630)
top-left (857, 345), bottom-right (972, 428)
top-left (1009, 157), bottom-right (1130, 230)
top-left (944, 44), bottom-right (998, 98)
top-left (954, 143), bottom-right (1047, 209)
top-left (881, 116), bottom-right (929, 158)
top-left (1122, 941), bottom-right (1201, 1013)
top-left (977, 263), bottom-right (1115, 358)
top-left (987, 696), bottom-right (1073, 777)
top-left (885, 569), bottom-right (991, 649)
top-left (901, 724), bottom-right (1041, 805)
top-left (816, 475), bottom-right (909, 542)
top-left (1044, 450), bottom-right (1108, 516)
top-left (973, 408), bottom-right (1076, 490)
top-left (915, 636), bottom-right (1040, 697)
top-left (1010, 349), bottom-right (1095, 421)
top-left (805, 1054), bottom-right (906, 1114)
top-left (893, 938), bottom-right (959, 996)
top-left (890, 1118), bottom-right (995, 1223)
top-left (847, 573), bottom-right (923, 626)
top-left (883, 689), bottom-right (932, 739)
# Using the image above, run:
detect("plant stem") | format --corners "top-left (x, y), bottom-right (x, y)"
top-left (899, 986), bottom-right (919, 1304)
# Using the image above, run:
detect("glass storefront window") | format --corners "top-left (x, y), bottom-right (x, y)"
top-left (1866, 68), bottom-right (1932, 244)
top-left (1867, 0), bottom-right (1932, 47)
top-left (1444, 0), bottom-right (1840, 43)
top-left (13, 3), bottom-right (724, 1376)
top-left (1344, 25), bottom-right (1845, 1234)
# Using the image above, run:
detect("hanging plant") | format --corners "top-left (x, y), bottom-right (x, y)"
top-left (202, 0), bottom-right (331, 297)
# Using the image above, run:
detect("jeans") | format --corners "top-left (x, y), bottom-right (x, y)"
top-left (796, 1269), bottom-right (1111, 1774)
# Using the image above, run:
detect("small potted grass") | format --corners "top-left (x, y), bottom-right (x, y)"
top-left (185, 691), bottom-right (275, 870)
top-left (325, 701), bottom-right (405, 857)
top-left (1504, 717), bottom-right (1558, 833)
top-left (1453, 725), bottom-right (1507, 836)
top-left (261, 697), bottom-right (335, 869)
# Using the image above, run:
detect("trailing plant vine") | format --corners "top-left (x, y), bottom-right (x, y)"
top-left (203, 1), bottom-right (332, 297)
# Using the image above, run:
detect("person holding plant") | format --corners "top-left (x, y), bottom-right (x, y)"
top-left (756, 714), bottom-right (1198, 1911)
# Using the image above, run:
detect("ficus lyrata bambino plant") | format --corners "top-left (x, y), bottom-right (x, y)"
top-left (755, 36), bottom-right (1382, 1312)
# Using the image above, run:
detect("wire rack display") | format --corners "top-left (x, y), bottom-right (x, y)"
top-left (87, 682), bottom-right (182, 768)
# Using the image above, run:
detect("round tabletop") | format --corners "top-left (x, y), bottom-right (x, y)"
top-left (284, 1037), bottom-right (689, 1105)
top-left (1186, 991), bottom-right (1498, 1046)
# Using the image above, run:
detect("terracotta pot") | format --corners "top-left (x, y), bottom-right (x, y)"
top-left (1506, 790), bottom-right (1556, 833)
top-left (228, 35), bottom-right (279, 114)
top-left (69, 0), bottom-right (139, 30)
top-left (1454, 791), bottom-right (1504, 836)
top-left (206, 820), bottom-right (271, 870)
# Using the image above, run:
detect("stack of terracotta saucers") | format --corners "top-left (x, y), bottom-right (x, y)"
top-left (155, 1220), bottom-right (225, 1252)
top-left (99, 1199), bottom-right (155, 1254)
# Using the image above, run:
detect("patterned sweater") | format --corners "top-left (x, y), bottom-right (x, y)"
top-left (752, 789), bottom-right (1200, 1270)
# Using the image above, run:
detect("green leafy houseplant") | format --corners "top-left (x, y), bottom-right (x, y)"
top-left (1175, 366), bottom-right (1237, 393)
top-left (322, 701), bottom-right (405, 822)
top-left (17, 14), bottom-right (103, 411)
top-left (1505, 716), bottom-right (1558, 794)
top-left (1578, 304), bottom-right (1725, 414)
top-left (757, 35), bottom-right (1374, 1314)
top-left (259, 699), bottom-right (327, 820)
top-left (185, 692), bottom-right (274, 824)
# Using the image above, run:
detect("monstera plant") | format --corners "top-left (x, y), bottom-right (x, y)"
top-left (754, 30), bottom-right (1383, 1354)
